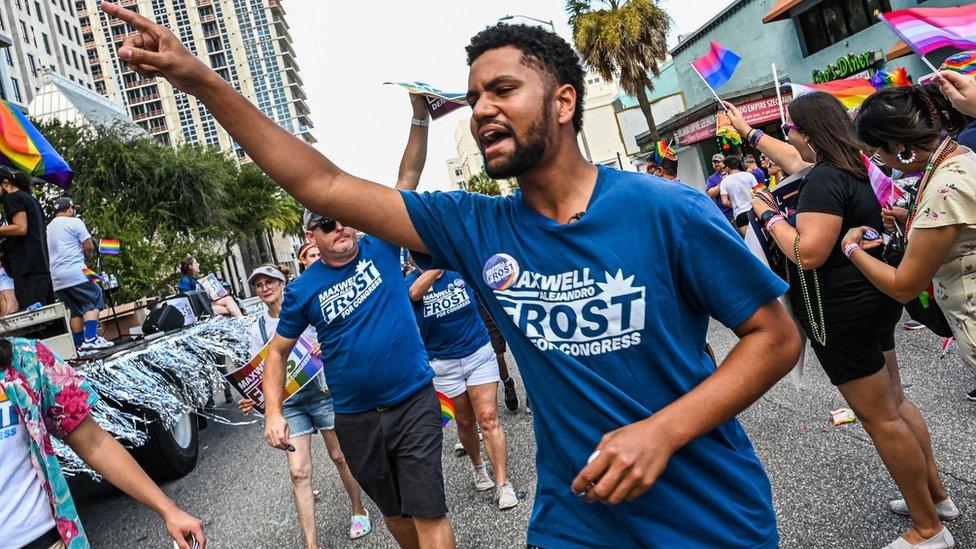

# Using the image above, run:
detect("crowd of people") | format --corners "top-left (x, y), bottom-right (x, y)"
top-left (3, 0), bottom-right (976, 546)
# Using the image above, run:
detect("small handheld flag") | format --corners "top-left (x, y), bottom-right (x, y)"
top-left (0, 100), bottom-right (73, 188)
top-left (941, 51), bottom-right (976, 76)
top-left (881, 5), bottom-right (976, 57)
top-left (82, 267), bottom-right (104, 284)
top-left (786, 79), bottom-right (878, 110)
top-left (99, 238), bottom-right (121, 255)
top-left (438, 391), bottom-right (456, 427)
top-left (691, 41), bottom-right (741, 92)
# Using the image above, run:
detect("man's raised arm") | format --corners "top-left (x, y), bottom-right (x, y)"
top-left (100, 2), bottom-right (427, 253)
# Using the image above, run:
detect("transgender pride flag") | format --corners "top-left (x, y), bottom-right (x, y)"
top-left (881, 5), bottom-right (976, 56)
top-left (691, 41), bottom-right (741, 90)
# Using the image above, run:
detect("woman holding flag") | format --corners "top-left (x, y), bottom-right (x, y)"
top-left (723, 93), bottom-right (954, 548)
top-left (236, 264), bottom-right (371, 545)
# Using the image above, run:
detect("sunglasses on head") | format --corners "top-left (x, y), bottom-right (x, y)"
top-left (309, 217), bottom-right (337, 233)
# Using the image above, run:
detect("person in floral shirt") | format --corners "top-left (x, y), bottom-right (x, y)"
top-left (0, 337), bottom-right (205, 548)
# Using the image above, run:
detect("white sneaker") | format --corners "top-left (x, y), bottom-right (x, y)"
top-left (497, 482), bottom-right (519, 510)
top-left (472, 464), bottom-right (494, 491)
top-left (888, 498), bottom-right (960, 521)
top-left (80, 336), bottom-right (114, 351)
top-left (454, 440), bottom-right (467, 456)
top-left (883, 527), bottom-right (954, 549)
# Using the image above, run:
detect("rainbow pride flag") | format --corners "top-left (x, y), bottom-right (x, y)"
top-left (99, 239), bottom-right (121, 255)
top-left (438, 391), bottom-right (455, 427)
top-left (653, 140), bottom-right (675, 163)
top-left (82, 267), bottom-right (104, 284)
top-left (787, 78), bottom-right (877, 109)
top-left (691, 41), bottom-right (741, 90)
top-left (881, 5), bottom-right (976, 56)
top-left (942, 51), bottom-right (976, 75)
top-left (0, 100), bottom-right (72, 189)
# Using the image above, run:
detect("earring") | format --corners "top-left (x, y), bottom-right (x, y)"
top-left (897, 148), bottom-right (917, 164)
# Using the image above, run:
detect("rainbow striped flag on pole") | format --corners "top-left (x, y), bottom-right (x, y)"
top-left (881, 5), bottom-right (976, 56)
top-left (0, 100), bottom-right (73, 188)
top-left (99, 238), bottom-right (121, 255)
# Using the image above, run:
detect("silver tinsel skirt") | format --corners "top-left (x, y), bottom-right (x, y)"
top-left (58, 315), bottom-right (255, 476)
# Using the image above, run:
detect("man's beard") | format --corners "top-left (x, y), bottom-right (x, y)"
top-left (484, 103), bottom-right (551, 179)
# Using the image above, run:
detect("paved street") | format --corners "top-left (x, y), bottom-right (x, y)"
top-left (75, 316), bottom-right (975, 548)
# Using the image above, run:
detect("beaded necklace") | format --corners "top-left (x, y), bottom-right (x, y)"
top-left (905, 136), bottom-right (958, 236)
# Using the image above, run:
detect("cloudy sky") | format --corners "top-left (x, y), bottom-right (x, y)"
top-left (286, 0), bottom-right (734, 192)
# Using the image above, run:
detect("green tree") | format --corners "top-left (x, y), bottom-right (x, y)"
top-left (33, 120), bottom-right (301, 302)
top-left (567, 0), bottom-right (671, 142)
top-left (466, 171), bottom-right (502, 196)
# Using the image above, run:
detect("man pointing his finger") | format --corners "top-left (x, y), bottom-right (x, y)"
top-left (100, 3), bottom-right (801, 547)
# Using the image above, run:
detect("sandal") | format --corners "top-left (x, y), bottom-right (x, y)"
top-left (349, 510), bottom-right (372, 540)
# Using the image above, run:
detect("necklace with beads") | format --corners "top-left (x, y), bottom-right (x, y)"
top-left (905, 136), bottom-right (958, 236)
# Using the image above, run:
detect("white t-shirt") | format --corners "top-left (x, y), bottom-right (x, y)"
top-left (720, 172), bottom-right (758, 217)
top-left (46, 216), bottom-right (92, 292)
top-left (0, 393), bottom-right (57, 547)
top-left (248, 310), bottom-right (327, 390)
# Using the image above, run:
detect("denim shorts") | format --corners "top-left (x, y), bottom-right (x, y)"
top-left (283, 383), bottom-right (335, 436)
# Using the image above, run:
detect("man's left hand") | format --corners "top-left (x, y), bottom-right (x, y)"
top-left (570, 418), bottom-right (678, 504)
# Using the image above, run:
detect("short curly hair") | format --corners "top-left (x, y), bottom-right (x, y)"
top-left (466, 24), bottom-right (586, 132)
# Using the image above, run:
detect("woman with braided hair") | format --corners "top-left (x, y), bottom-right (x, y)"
top-left (844, 81), bottom-right (975, 504)
top-left (723, 91), bottom-right (954, 549)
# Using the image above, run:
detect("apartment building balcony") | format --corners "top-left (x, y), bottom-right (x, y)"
top-left (85, 41), bottom-right (96, 49)
top-left (125, 78), bottom-right (156, 89)
top-left (200, 14), bottom-right (216, 23)
top-left (269, 0), bottom-right (285, 16)
top-left (149, 124), bottom-right (169, 135)
top-left (120, 0), bottom-right (138, 6)
top-left (77, 6), bottom-right (87, 17)
top-left (81, 25), bottom-right (92, 34)
top-left (203, 30), bottom-right (221, 38)
top-left (197, 0), bottom-right (214, 5)
top-left (128, 92), bottom-right (160, 105)
top-left (287, 82), bottom-right (306, 101)
top-left (132, 109), bottom-right (164, 121)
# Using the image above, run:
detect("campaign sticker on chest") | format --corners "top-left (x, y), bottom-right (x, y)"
top-left (484, 253), bottom-right (646, 357)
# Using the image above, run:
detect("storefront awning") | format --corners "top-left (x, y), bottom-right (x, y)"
top-left (887, 41), bottom-right (912, 61)
top-left (762, 0), bottom-right (802, 23)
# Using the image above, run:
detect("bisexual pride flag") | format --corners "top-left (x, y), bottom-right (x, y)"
top-left (691, 41), bottom-right (741, 90)
top-left (882, 5), bottom-right (976, 56)
top-left (0, 100), bottom-right (72, 188)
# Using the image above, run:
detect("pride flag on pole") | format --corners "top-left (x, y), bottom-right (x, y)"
top-left (881, 5), bottom-right (976, 56)
top-left (99, 238), bottom-right (121, 255)
top-left (0, 100), bottom-right (72, 188)
top-left (861, 153), bottom-right (903, 208)
top-left (786, 79), bottom-right (878, 109)
top-left (691, 41), bottom-right (741, 90)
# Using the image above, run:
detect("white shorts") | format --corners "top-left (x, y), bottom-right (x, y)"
top-left (0, 268), bottom-right (13, 292)
top-left (430, 343), bottom-right (500, 398)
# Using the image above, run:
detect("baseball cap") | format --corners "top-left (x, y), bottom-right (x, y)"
top-left (711, 154), bottom-right (725, 162)
top-left (247, 265), bottom-right (286, 285)
top-left (53, 197), bottom-right (75, 212)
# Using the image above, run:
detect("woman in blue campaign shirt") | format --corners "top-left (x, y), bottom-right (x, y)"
top-left (404, 267), bottom-right (519, 510)
top-left (402, 166), bottom-right (790, 548)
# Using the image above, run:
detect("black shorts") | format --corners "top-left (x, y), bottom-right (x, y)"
top-left (734, 211), bottom-right (750, 229)
top-left (333, 384), bottom-right (447, 518)
top-left (803, 302), bottom-right (902, 386)
top-left (13, 273), bottom-right (54, 311)
top-left (477, 304), bottom-right (507, 354)
top-left (55, 281), bottom-right (105, 318)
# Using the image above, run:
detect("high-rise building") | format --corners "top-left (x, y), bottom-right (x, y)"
top-left (0, 0), bottom-right (94, 108)
top-left (78, 0), bottom-right (314, 154)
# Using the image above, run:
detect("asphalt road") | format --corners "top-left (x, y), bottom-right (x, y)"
top-left (75, 316), bottom-right (975, 548)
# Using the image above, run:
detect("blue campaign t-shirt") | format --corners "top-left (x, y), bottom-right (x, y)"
top-left (404, 270), bottom-right (490, 360)
top-left (400, 166), bottom-right (788, 548)
top-left (276, 236), bottom-right (433, 414)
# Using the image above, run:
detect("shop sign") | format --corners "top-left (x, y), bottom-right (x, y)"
top-left (812, 51), bottom-right (880, 83)
top-left (676, 95), bottom-right (792, 145)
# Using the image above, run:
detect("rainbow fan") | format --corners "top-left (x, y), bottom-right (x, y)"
top-left (941, 51), bottom-right (976, 76)
top-left (438, 391), bottom-right (456, 427)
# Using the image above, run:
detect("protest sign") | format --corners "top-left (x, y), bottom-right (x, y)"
top-left (222, 336), bottom-right (324, 415)
top-left (384, 81), bottom-right (467, 119)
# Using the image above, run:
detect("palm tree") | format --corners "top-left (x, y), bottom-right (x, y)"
top-left (567, 0), bottom-right (671, 142)
top-left (466, 171), bottom-right (503, 196)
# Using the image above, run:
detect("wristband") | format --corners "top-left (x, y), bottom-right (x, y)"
top-left (411, 117), bottom-right (430, 127)
top-left (749, 129), bottom-right (766, 147)
top-left (843, 242), bottom-right (860, 259)
top-left (765, 215), bottom-right (785, 232)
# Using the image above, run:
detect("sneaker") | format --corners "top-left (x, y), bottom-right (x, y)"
top-left (503, 377), bottom-right (519, 412)
top-left (454, 440), bottom-right (467, 456)
top-left (80, 336), bottom-right (114, 351)
top-left (888, 497), bottom-right (960, 521)
top-left (348, 510), bottom-right (372, 540)
top-left (497, 482), bottom-right (519, 510)
top-left (967, 389), bottom-right (976, 402)
top-left (883, 526), bottom-right (954, 549)
top-left (903, 320), bottom-right (925, 331)
top-left (472, 463), bottom-right (494, 491)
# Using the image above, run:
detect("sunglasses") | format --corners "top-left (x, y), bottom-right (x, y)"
top-left (781, 123), bottom-right (799, 134)
top-left (308, 217), bottom-right (337, 233)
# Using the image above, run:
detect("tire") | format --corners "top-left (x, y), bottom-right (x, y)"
top-left (131, 411), bottom-right (199, 481)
